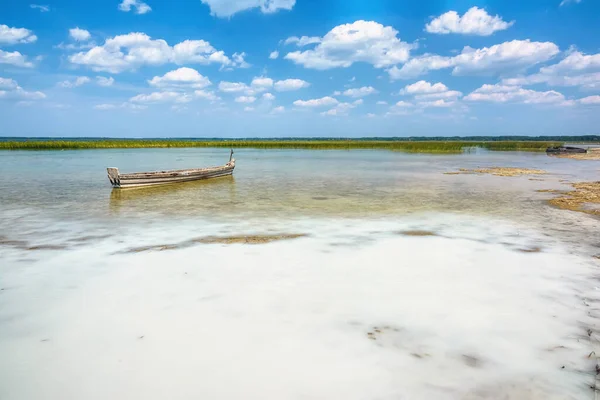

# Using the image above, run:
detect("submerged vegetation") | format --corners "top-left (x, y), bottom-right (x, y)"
top-left (0, 139), bottom-right (564, 153)
top-left (445, 167), bottom-right (547, 176)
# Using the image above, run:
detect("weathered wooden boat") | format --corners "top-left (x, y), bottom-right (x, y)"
top-left (107, 150), bottom-right (235, 188)
top-left (546, 146), bottom-right (587, 154)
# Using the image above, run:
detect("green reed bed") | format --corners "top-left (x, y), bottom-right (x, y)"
top-left (0, 140), bottom-right (562, 153)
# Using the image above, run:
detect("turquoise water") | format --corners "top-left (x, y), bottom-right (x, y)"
top-left (1, 149), bottom-right (600, 399)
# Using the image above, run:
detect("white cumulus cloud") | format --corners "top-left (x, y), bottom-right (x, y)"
top-left (69, 33), bottom-right (244, 73)
top-left (251, 76), bottom-right (274, 89)
top-left (200, 0), bottom-right (295, 18)
top-left (285, 20), bottom-right (414, 70)
top-left (342, 86), bottom-right (378, 98)
top-left (0, 24), bottom-right (37, 45)
top-left (96, 76), bottom-right (115, 87)
top-left (235, 95), bottom-right (256, 103)
top-left (274, 78), bottom-right (310, 91)
top-left (425, 7), bottom-right (514, 36)
top-left (269, 50), bottom-right (279, 59)
top-left (69, 27), bottom-right (91, 42)
top-left (130, 91), bottom-right (193, 103)
top-left (399, 80), bottom-right (449, 95)
top-left (0, 77), bottom-right (45, 100)
top-left (271, 105), bottom-right (285, 113)
top-left (579, 95), bottom-right (600, 105)
top-left (464, 84), bottom-right (568, 105)
top-left (0, 50), bottom-right (34, 68)
top-left (118, 0), bottom-right (152, 14)
top-left (262, 92), bottom-right (275, 100)
top-left (149, 67), bottom-right (211, 89)
top-left (283, 36), bottom-right (321, 46)
top-left (58, 76), bottom-right (91, 88)
top-left (294, 96), bottom-right (339, 107)
top-left (503, 51), bottom-right (600, 90)
top-left (389, 39), bottom-right (559, 80)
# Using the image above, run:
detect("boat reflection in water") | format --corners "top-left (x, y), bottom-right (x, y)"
top-left (109, 175), bottom-right (237, 216)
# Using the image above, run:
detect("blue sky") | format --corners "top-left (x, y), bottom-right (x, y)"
top-left (1, 0), bottom-right (599, 137)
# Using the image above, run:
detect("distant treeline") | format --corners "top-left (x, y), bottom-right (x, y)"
top-left (1, 135), bottom-right (599, 142)
top-left (0, 139), bottom-right (564, 153)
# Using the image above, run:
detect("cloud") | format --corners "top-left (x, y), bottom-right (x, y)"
top-left (398, 81), bottom-right (462, 104)
top-left (464, 84), bottom-right (568, 105)
top-left (95, 102), bottom-right (149, 111)
top-left (418, 99), bottom-right (456, 108)
top-left (30, 4), bottom-right (50, 12)
top-left (130, 91), bottom-right (193, 103)
top-left (425, 7), bottom-right (514, 36)
top-left (69, 33), bottom-right (243, 73)
top-left (389, 39), bottom-right (559, 79)
top-left (244, 106), bottom-right (254, 111)
top-left (342, 86), bottom-right (378, 98)
top-left (69, 27), bottom-right (91, 42)
top-left (399, 80), bottom-right (449, 95)
top-left (560, 0), bottom-right (582, 6)
top-left (376, 100), bottom-right (388, 105)
top-left (200, 0), bottom-right (295, 18)
top-left (293, 96), bottom-right (338, 107)
top-left (0, 77), bottom-right (18, 90)
top-left (219, 81), bottom-right (249, 93)
top-left (194, 90), bottom-right (219, 101)
top-left (262, 92), bottom-right (275, 100)
top-left (415, 90), bottom-right (462, 101)
top-left (394, 100), bottom-right (413, 107)
top-left (58, 76), bottom-right (91, 88)
top-left (285, 20), bottom-right (413, 70)
top-left (118, 0), bottom-right (152, 14)
top-left (251, 76), bottom-right (274, 90)
top-left (271, 105), bottom-right (285, 113)
top-left (283, 36), bottom-right (321, 46)
top-left (274, 78), bottom-right (310, 91)
top-left (0, 24), bottom-right (37, 45)
top-left (235, 95), bottom-right (256, 103)
top-left (0, 77), bottom-right (45, 100)
top-left (0, 49), bottom-right (34, 67)
top-left (269, 50), bottom-right (279, 59)
top-left (321, 102), bottom-right (358, 116)
top-left (579, 95), bottom-right (600, 105)
top-left (503, 51), bottom-right (600, 89)
top-left (96, 76), bottom-right (115, 86)
top-left (232, 52), bottom-right (250, 68)
top-left (149, 67), bottom-right (211, 89)
top-left (94, 104), bottom-right (116, 110)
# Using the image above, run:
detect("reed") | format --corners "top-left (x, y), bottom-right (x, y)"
top-left (0, 139), bottom-right (562, 152)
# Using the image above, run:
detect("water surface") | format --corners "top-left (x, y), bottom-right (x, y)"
top-left (1, 148), bottom-right (599, 399)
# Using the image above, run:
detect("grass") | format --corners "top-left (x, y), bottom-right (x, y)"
top-left (0, 139), bottom-right (563, 153)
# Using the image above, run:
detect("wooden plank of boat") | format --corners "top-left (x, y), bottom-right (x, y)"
top-left (107, 150), bottom-right (235, 188)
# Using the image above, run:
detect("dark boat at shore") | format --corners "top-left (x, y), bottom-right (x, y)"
top-left (107, 150), bottom-right (235, 188)
top-left (546, 146), bottom-right (587, 154)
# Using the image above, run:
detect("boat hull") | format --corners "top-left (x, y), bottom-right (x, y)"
top-left (107, 161), bottom-right (235, 188)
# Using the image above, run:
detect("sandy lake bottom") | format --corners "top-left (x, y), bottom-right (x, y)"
top-left (1, 148), bottom-right (600, 399)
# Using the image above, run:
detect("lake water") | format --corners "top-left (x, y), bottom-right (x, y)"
top-left (1, 148), bottom-right (600, 399)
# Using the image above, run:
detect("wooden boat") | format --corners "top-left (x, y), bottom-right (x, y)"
top-left (107, 150), bottom-right (235, 188)
top-left (546, 146), bottom-right (587, 154)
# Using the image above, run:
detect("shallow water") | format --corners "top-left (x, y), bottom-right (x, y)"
top-left (1, 148), bottom-right (600, 399)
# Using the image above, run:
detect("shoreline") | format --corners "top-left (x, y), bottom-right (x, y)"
top-left (0, 139), bottom-right (564, 152)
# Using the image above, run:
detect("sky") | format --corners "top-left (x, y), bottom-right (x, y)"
top-left (1, 0), bottom-right (599, 138)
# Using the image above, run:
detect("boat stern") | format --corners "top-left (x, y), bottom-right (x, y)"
top-left (107, 167), bottom-right (121, 187)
